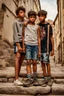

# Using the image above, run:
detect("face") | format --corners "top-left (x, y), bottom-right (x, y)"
top-left (18, 10), bottom-right (25, 18)
top-left (38, 15), bottom-right (46, 22)
top-left (29, 15), bottom-right (36, 23)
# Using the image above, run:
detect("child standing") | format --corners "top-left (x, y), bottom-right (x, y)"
top-left (38, 10), bottom-right (54, 86)
top-left (13, 6), bottom-right (26, 85)
top-left (23, 11), bottom-right (41, 87)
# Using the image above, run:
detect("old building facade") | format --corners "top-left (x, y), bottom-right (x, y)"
top-left (0, 0), bottom-right (41, 43)
top-left (54, 0), bottom-right (64, 65)
top-left (53, 14), bottom-right (61, 64)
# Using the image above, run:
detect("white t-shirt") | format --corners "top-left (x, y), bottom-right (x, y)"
top-left (25, 24), bottom-right (38, 45)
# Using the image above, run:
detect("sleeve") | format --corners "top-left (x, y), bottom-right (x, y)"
top-left (50, 25), bottom-right (53, 36)
top-left (13, 22), bottom-right (19, 43)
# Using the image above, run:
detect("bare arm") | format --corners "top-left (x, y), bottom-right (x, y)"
top-left (22, 25), bottom-right (25, 52)
top-left (16, 43), bottom-right (21, 48)
top-left (50, 35), bottom-right (54, 56)
top-left (37, 26), bottom-right (41, 57)
top-left (50, 36), bottom-right (54, 51)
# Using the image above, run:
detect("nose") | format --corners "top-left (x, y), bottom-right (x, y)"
top-left (32, 18), bottom-right (35, 20)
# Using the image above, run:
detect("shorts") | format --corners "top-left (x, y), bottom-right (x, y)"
top-left (14, 42), bottom-right (25, 55)
top-left (26, 45), bottom-right (38, 60)
top-left (40, 52), bottom-right (50, 64)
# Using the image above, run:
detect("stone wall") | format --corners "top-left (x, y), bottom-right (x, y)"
top-left (0, 0), bottom-right (41, 43)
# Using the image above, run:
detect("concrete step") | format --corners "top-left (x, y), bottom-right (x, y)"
top-left (0, 66), bottom-right (64, 81)
top-left (0, 94), bottom-right (63, 96)
top-left (0, 95), bottom-right (32, 96)
top-left (52, 83), bottom-right (64, 95)
top-left (54, 79), bottom-right (64, 84)
top-left (0, 83), bottom-right (64, 95)
top-left (0, 94), bottom-right (33, 96)
top-left (0, 83), bottom-right (51, 95)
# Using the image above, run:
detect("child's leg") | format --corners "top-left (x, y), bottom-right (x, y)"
top-left (32, 45), bottom-right (38, 77)
top-left (23, 45), bottom-right (33, 87)
top-left (18, 42), bottom-right (25, 75)
top-left (45, 57), bottom-right (52, 86)
top-left (33, 60), bottom-right (37, 78)
top-left (39, 53), bottom-right (49, 87)
top-left (25, 45), bottom-right (32, 78)
top-left (14, 43), bottom-right (23, 85)
top-left (41, 62), bottom-right (46, 77)
top-left (15, 52), bottom-right (21, 80)
top-left (32, 46), bottom-right (39, 86)
top-left (46, 64), bottom-right (52, 86)
top-left (26, 60), bottom-right (32, 79)
top-left (33, 60), bottom-right (39, 86)
top-left (47, 63), bottom-right (51, 76)
top-left (23, 60), bottom-right (33, 87)
top-left (33, 60), bottom-right (37, 73)
top-left (18, 54), bottom-right (25, 76)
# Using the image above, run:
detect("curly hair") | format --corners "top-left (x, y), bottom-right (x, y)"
top-left (38, 10), bottom-right (47, 17)
top-left (15, 6), bottom-right (25, 15)
top-left (28, 10), bottom-right (37, 18)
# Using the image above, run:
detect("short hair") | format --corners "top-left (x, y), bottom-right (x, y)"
top-left (15, 6), bottom-right (25, 15)
top-left (28, 10), bottom-right (37, 18)
top-left (38, 10), bottom-right (47, 17)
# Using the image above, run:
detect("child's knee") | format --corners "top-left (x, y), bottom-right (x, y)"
top-left (15, 52), bottom-right (21, 59)
top-left (26, 60), bottom-right (31, 65)
top-left (33, 60), bottom-right (37, 64)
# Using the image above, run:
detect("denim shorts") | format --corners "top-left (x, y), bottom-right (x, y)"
top-left (40, 53), bottom-right (50, 64)
top-left (26, 45), bottom-right (38, 60)
top-left (14, 42), bottom-right (25, 55)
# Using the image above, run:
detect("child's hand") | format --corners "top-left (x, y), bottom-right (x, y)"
top-left (50, 50), bottom-right (54, 56)
top-left (18, 46), bottom-right (23, 52)
top-left (38, 51), bottom-right (41, 58)
top-left (22, 47), bottom-right (25, 53)
top-left (24, 21), bottom-right (28, 26)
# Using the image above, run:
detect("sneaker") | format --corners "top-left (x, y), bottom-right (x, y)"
top-left (33, 78), bottom-right (39, 86)
top-left (39, 79), bottom-right (48, 87)
top-left (14, 79), bottom-right (23, 86)
top-left (47, 79), bottom-right (53, 86)
top-left (23, 78), bottom-right (33, 87)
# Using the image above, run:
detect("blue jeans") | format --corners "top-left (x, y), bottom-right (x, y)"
top-left (14, 42), bottom-right (25, 55)
top-left (26, 45), bottom-right (38, 60)
top-left (41, 53), bottom-right (50, 64)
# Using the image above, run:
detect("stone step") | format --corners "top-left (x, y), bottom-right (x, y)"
top-left (0, 83), bottom-right (64, 95)
top-left (54, 79), bottom-right (64, 84)
top-left (0, 83), bottom-right (51, 95)
top-left (0, 69), bottom-right (64, 81)
top-left (0, 94), bottom-right (33, 96)
top-left (52, 83), bottom-right (64, 95)
top-left (0, 94), bottom-right (63, 96)
top-left (0, 74), bottom-right (64, 83)
top-left (0, 77), bottom-right (64, 85)
top-left (0, 66), bottom-right (64, 81)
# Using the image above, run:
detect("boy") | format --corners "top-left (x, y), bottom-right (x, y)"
top-left (23, 11), bottom-right (41, 87)
top-left (38, 10), bottom-right (54, 86)
top-left (13, 6), bottom-right (26, 85)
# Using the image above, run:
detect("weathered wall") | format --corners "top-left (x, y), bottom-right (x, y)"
top-left (0, 0), bottom-right (41, 43)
